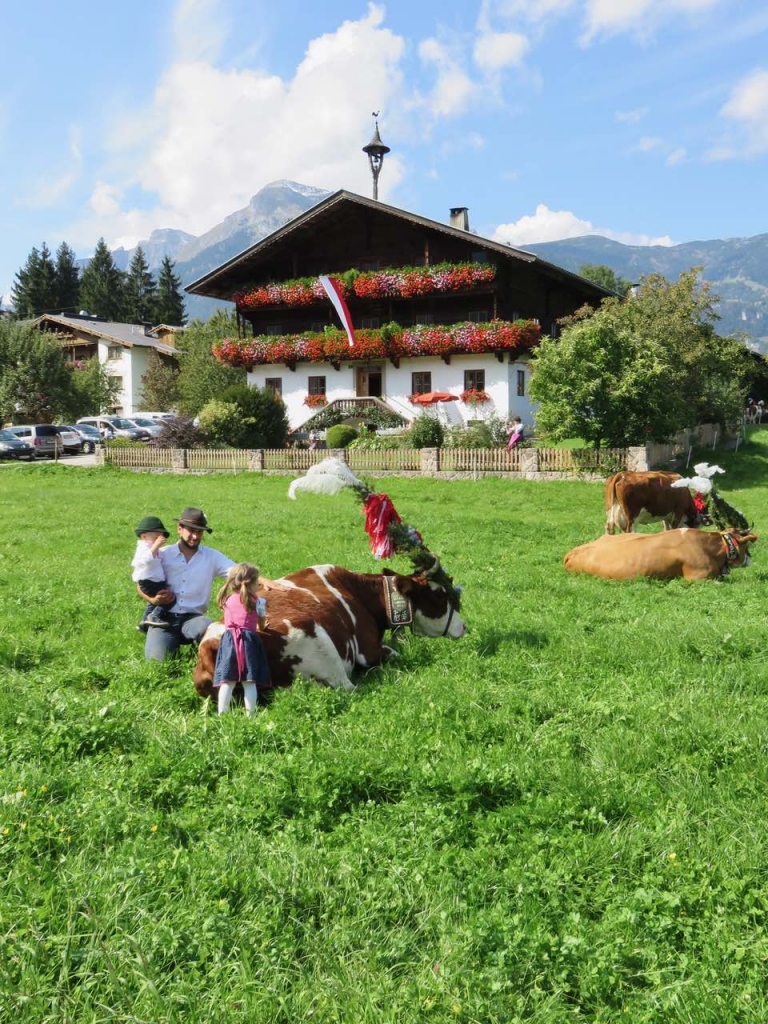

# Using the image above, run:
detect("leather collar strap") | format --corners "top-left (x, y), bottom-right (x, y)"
top-left (383, 575), bottom-right (414, 628)
top-left (721, 532), bottom-right (741, 566)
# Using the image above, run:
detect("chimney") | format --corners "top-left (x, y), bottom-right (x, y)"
top-left (450, 207), bottom-right (469, 231)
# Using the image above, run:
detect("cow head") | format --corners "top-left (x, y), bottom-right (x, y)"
top-left (388, 565), bottom-right (466, 639)
top-left (722, 529), bottom-right (758, 568)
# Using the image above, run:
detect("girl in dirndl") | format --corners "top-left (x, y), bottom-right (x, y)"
top-left (213, 563), bottom-right (270, 715)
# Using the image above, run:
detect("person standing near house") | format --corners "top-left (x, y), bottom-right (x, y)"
top-left (308, 428), bottom-right (318, 450)
top-left (506, 417), bottom-right (524, 449)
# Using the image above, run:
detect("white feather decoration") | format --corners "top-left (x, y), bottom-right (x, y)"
top-left (288, 457), bottom-right (366, 500)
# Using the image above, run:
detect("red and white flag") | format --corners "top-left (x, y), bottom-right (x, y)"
top-left (318, 275), bottom-right (356, 348)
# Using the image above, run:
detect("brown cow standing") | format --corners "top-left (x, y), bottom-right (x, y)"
top-left (193, 563), bottom-right (466, 697)
top-left (605, 470), bottom-right (700, 534)
top-left (564, 528), bottom-right (757, 581)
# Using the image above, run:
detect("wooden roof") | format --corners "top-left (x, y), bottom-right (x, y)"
top-left (186, 189), bottom-right (611, 302)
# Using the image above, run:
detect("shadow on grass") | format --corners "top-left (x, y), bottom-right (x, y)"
top-left (474, 626), bottom-right (549, 657)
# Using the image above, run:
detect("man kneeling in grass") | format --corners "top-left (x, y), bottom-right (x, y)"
top-left (137, 506), bottom-right (235, 663)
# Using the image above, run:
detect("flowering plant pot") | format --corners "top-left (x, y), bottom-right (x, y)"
top-left (232, 262), bottom-right (496, 310)
top-left (213, 320), bottom-right (541, 368)
top-left (460, 389), bottom-right (491, 404)
top-left (303, 394), bottom-right (328, 408)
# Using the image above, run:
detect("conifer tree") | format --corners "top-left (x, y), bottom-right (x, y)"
top-left (54, 242), bottom-right (81, 314)
top-left (11, 243), bottom-right (58, 318)
top-left (153, 255), bottom-right (186, 325)
top-left (123, 246), bottom-right (157, 324)
top-left (79, 238), bottom-right (124, 320)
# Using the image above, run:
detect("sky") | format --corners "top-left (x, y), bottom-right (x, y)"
top-left (2, 0), bottom-right (768, 305)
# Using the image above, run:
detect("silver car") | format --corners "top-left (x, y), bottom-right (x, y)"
top-left (76, 416), bottom-right (150, 441)
top-left (6, 424), bottom-right (73, 458)
top-left (127, 416), bottom-right (164, 438)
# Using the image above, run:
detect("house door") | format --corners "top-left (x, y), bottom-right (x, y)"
top-left (356, 365), bottom-right (383, 397)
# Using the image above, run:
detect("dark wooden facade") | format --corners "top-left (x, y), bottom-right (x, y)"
top-left (187, 191), bottom-right (609, 339)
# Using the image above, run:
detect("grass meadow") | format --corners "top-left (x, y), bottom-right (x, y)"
top-left (2, 433), bottom-right (768, 1023)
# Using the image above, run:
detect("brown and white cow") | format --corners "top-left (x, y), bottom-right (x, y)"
top-left (564, 528), bottom-right (757, 581)
top-left (193, 563), bottom-right (466, 697)
top-left (605, 470), bottom-right (700, 534)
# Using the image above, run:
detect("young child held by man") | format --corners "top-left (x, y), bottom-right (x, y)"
top-left (132, 515), bottom-right (173, 631)
top-left (213, 563), bottom-right (270, 716)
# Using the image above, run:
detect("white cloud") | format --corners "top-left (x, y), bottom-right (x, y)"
top-left (666, 146), bottom-right (687, 165)
top-left (69, 3), bottom-right (409, 247)
top-left (172, 0), bottom-right (230, 63)
top-left (581, 0), bottom-right (721, 43)
top-left (615, 106), bottom-right (648, 123)
top-left (716, 67), bottom-right (768, 155)
top-left (632, 135), bottom-right (663, 152)
top-left (493, 203), bottom-right (674, 246)
top-left (418, 37), bottom-right (477, 117)
top-left (473, 31), bottom-right (529, 71)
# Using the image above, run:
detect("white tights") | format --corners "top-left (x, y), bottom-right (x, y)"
top-left (217, 681), bottom-right (258, 716)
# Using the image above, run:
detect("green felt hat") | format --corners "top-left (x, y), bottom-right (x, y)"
top-left (135, 515), bottom-right (170, 538)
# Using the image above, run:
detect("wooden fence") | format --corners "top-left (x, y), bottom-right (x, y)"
top-left (103, 445), bottom-right (634, 476)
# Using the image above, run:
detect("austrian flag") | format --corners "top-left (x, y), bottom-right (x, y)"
top-left (319, 275), bottom-right (357, 348)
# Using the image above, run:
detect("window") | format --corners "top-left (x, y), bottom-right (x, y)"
top-left (471, 251), bottom-right (488, 263)
top-left (361, 317), bottom-right (380, 329)
top-left (412, 371), bottom-right (432, 395)
top-left (265, 378), bottom-right (282, 397)
top-left (265, 324), bottom-right (283, 336)
top-left (464, 369), bottom-right (485, 392)
top-left (467, 310), bottom-right (489, 323)
top-left (308, 375), bottom-right (326, 396)
top-left (359, 260), bottom-right (379, 272)
top-left (107, 345), bottom-right (122, 360)
top-left (310, 322), bottom-right (326, 333)
top-left (414, 313), bottom-right (434, 325)
top-left (517, 369), bottom-right (525, 397)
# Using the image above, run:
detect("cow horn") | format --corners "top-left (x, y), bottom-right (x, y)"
top-left (424, 554), bottom-right (441, 577)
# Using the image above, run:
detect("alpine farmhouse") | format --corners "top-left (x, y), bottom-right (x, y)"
top-left (186, 190), bottom-right (609, 433)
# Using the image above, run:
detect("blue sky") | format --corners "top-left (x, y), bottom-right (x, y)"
top-left (2, 0), bottom-right (768, 304)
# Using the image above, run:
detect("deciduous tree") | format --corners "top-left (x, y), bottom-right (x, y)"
top-left (578, 263), bottom-right (633, 296)
top-left (530, 270), bottom-right (752, 448)
top-left (139, 350), bottom-right (180, 411)
top-left (175, 311), bottom-right (245, 416)
top-left (0, 320), bottom-right (74, 422)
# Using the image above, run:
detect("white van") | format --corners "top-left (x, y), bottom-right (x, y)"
top-left (138, 412), bottom-right (176, 422)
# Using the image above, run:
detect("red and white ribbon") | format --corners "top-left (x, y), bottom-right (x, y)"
top-left (319, 275), bottom-right (357, 348)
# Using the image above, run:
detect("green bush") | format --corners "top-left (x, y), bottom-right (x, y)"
top-left (212, 384), bottom-right (289, 449)
top-left (325, 424), bottom-right (358, 449)
top-left (408, 415), bottom-right (445, 449)
top-left (197, 400), bottom-right (242, 447)
top-left (347, 427), bottom-right (406, 451)
top-left (104, 437), bottom-right (145, 449)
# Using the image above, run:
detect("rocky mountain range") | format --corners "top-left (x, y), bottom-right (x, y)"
top-left (103, 180), bottom-right (768, 352)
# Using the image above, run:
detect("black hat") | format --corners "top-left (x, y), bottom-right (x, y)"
top-left (175, 507), bottom-right (213, 533)
top-left (135, 515), bottom-right (169, 538)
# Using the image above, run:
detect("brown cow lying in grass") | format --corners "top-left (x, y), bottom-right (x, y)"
top-left (193, 563), bottom-right (466, 697)
top-left (564, 528), bottom-right (757, 581)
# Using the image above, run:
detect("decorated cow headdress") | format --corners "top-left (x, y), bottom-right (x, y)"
top-left (288, 457), bottom-right (461, 607)
top-left (671, 462), bottom-right (750, 531)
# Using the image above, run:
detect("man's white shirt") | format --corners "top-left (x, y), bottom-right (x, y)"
top-left (158, 543), bottom-right (235, 615)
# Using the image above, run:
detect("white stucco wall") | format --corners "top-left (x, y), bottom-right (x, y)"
top-left (246, 353), bottom-right (535, 431)
top-left (97, 341), bottom-right (150, 415)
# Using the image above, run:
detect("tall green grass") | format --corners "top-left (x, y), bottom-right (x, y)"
top-left (1, 433), bottom-right (767, 1022)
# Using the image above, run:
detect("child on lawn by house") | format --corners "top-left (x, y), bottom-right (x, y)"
top-left (213, 563), bottom-right (270, 716)
top-left (132, 515), bottom-right (174, 631)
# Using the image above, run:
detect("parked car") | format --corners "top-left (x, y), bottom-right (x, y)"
top-left (53, 425), bottom-right (83, 454)
top-left (5, 424), bottom-right (72, 458)
top-left (76, 416), bottom-right (151, 441)
top-left (126, 416), bottom-right (164, 438)
top-left (61, 422), bottom-right (104, 454)
top-left (0, 428), bottom-right (35, 461)
top-left (137, 411), bottom-right (176, 422)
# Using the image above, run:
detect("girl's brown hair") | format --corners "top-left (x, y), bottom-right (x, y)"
top-left (217, 562), bottom-right (261, 612)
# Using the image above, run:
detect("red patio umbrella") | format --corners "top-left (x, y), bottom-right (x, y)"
top-left (410, 391), bottom-right (459, 405)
